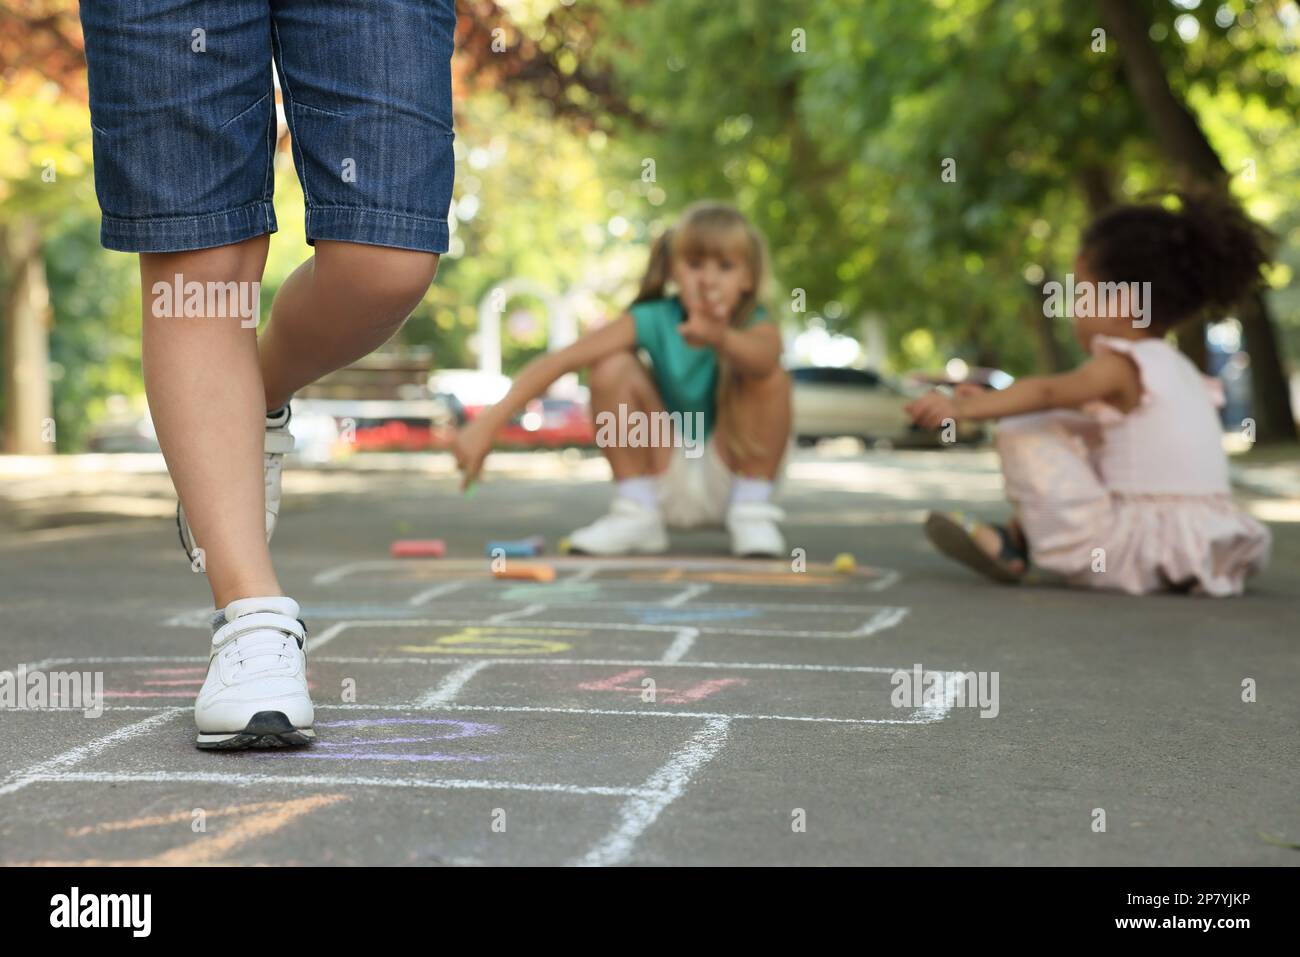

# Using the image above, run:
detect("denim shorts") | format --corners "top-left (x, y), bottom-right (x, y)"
top-left (79, 0), bottom-right (456, 254)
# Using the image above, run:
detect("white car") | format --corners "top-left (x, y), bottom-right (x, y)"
top-left (427, 368), bottom-right (513, 414)
top-left (790, 366), bottom-right (983, 446)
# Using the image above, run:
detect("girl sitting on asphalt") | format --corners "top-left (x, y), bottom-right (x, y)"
top-left (454, 201), bottom-right (792, 558)
top-left (906, 195), bottom-right (1271, 596)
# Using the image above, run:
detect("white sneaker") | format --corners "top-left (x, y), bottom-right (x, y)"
top-left (194, 596), bottom-right (315, 750)
top-left (726, 501), bottom-right (786, 557)
top-left (568, 498), bottom-right (669, 556)
top-left (177, 405), bottom-right (295, 568)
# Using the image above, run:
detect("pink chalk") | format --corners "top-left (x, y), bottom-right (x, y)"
top-left (390, 539), bottom-right (447, 558)
top-left (577, 668), bottom-right (747, 704)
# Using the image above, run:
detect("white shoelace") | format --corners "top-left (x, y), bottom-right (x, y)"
top-left (219, 631), bottom-right (296, 675)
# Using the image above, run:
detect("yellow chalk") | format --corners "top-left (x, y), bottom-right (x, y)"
top-left (832, 552), bottom-right (856, 573)
top-left (558, 537), bottom-right (572, 555)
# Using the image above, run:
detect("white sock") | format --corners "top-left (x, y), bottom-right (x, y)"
top-left (730, 477), bottom-right (773, 506)
top-left (616, 476), bottom-right (660, 511)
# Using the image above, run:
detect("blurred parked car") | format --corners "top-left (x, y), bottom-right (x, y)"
top-left (498, 397), bottom-right (595, 448)
top-left (428, 368), bottom-right (594, 448)
top-left (789, 365), bottom-right (986, 446)
top-left (292, 396), bottom-right (462, 454)
top-left (427, 368), bottom-right (512, 421)
top-left (905, 365), bottom-right (1015, 392)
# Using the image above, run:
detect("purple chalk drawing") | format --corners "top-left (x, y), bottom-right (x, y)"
top-left (259, 717), bottom-right (502, 762)
top-left (279, 751), bottom-right (494, 762)
top-left (318, 717), bottom-right (500, 739)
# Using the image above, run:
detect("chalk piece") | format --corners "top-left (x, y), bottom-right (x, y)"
top-left (486, 536), bottom-right (546, 558)
top-left (492, 563), bottom-right (556, 582)
top-left (463, 481), bottom-right (477, 499)
top-left (395, 521), bottom-right (411, 535)
top-left (558, 537), bottom-right (572, 555)
top-left (390, 539), bottom-right (447, 558)
top-left (832, 552), bottom-right (856, 573)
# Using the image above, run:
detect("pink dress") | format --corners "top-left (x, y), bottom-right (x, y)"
top-left (994, 335), bottom-right (1271, 596)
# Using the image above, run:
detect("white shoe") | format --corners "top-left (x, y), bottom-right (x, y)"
top-left (726, 501), bottom-right (786, 557)
top-left (177, 405), bottom-right (295, 568)
top-left (568, 498), bottom-right (669, 556)
top-left (194, 596), bottom-right (315, 750)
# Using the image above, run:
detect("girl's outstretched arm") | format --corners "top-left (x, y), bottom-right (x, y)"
top-left (452, 314), bottom-right (637, 486)
top-left (906, 351), bottom-right (1140, 428)
top-left (717, 323), bottom-right (782, 377)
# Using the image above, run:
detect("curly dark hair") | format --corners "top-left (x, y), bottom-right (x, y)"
top-left (1079, 193), bottom-right (1273, 333)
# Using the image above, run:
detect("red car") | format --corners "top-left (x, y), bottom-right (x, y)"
top-left (497, 398), bottom-right (596, 448)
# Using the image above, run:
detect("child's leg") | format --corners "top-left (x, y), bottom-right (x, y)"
top-left (587, 351), bottom-right (675, 479)
top-left (711, 367), bottom-right (792, 479)
top-left (567, 352), bottom-right (674, 555)
top-left (258, 241), bottom-right (439, 410)
top-left (710, 367), bottom-right (791, 557)
top-left (994, 410), bottom-right (1112, 581)
top-left (140, 236), bottom-right (279, 606)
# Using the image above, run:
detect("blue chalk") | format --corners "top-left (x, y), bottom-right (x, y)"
top-left (486, 537), bottom-right (545, 558)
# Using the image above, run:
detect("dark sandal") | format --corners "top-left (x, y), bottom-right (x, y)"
top-left (924, 511), bottom-right (1027, 584)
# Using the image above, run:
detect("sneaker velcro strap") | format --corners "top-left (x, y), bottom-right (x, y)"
top-left (264, 430), bottom-right (295, 454)
top-left (213, 612), bottom-right (306, 647)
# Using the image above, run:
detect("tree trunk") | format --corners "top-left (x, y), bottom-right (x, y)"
top-left (2, 217), bottom-right (55, 454)
top-left (1095, 0), bottom-right (1297, 442)
top-left (1078, 163), bottom-right (1115, 214)
top-left (1094, 0), bottom-right (1229, 190)
top-left (1237, 290), bottom-right (1296, 442)
top-left (1028, 280), bottom-right (1068, 373)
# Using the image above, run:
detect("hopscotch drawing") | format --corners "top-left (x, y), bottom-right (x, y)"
top-left (0, 556), bottom-right (966, 866)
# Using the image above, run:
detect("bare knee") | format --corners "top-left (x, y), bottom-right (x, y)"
top-left (588, 351), bottom-right (644, 398)
top-left (377, 250), bottom-right (439, 310)
top-left (734, 366), bottom-right (790, 404)
top-left (733, 366), bottom-right (790, 416)
top-left (314, 241), bottom-right (439, 329)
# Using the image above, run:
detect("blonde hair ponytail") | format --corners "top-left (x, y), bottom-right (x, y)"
top-left (633, 227), bottom-right (676, 305)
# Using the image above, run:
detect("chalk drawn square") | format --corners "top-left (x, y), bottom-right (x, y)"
top-left (316, 621), bottom-right (681, 662)
top-left (540, 602), bottom-right (907, 639)
top-left (308, 556), bottom-right (895, 593)
top-left (0, 781), bottom-right (609, 866)
top-left (15, 656), bottom-right (469, 711)
top-left (459, 663), bottom-right (932, 723)
top-left (49, 707), bottom-right (708, 793)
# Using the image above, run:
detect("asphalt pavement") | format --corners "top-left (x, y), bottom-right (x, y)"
top-left (0, 446), bottom-right (1296, 865)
